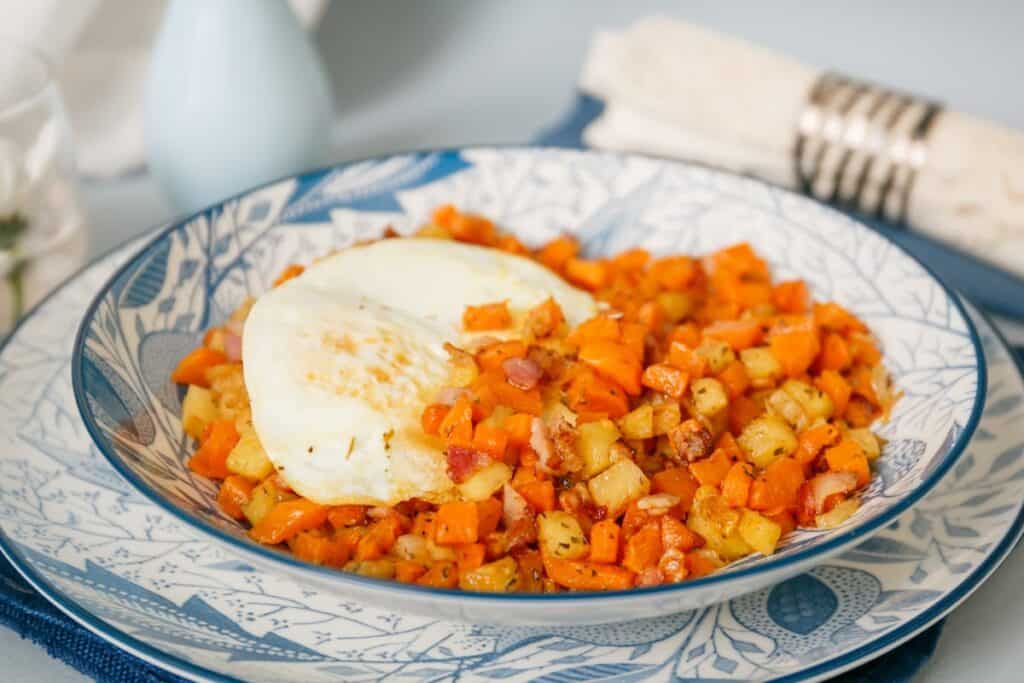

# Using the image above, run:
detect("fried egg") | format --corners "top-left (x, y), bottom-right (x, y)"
top-left (243, 238), bottom-right (597, 506)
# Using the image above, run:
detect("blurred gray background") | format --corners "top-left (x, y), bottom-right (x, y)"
top-left (6, 3), bottom-right (1021, 682)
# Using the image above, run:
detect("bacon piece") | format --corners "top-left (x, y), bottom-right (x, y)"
top-left (502, 357), bottom-right (543, 390)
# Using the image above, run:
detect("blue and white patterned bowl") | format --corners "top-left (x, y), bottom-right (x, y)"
top-left (71, 147), bottom-right (985, 625)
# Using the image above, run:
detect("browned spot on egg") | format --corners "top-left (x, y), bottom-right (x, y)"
top-left (370, 366), bottom-right (391, 382)
top-left (322, 331), bottom-right (357, 354)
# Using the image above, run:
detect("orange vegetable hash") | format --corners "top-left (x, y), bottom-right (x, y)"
top-left (171, 204), bottom-right (897, 592)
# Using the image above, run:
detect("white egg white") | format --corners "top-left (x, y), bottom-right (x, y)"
top-left (243, 238), bottom-right (597, 506)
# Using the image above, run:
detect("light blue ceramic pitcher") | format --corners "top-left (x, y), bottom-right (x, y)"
top-left (145, 0), bottom-right (334, 214)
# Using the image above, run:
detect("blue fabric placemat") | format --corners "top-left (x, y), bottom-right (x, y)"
top-left (0, 95), bottom-right (1002, 682)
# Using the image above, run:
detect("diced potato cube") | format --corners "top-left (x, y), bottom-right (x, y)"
top-left (344, 559), bottom-right (396, 579)
top-left (618, 404), bottom-right (654, 440)
top-left (740, 347), bottom-right (782, 388)
top-left (738, 509), bottom-right (783, 555)
top-left (815, 498), bottom-right (860, 528)
top-left (696, 340), bottom-right (736, 374)
top-left (576, 419), bottom-right (623, 478)
top-left (847, 428), bottom-right (881, 460)
top-left (765, 386), bottom-right (810, 432)
top-left (537, 511), bottom-right (589, 559)
top-left (392, 534), bottom-right (431, 562)
top-left (181, 385), bottom-right (217, 440)
top-left (652, 402), bottom-right (682, 435)
top-left (656, 291), bottom-right (693, 323)
top-left (783, 380), bottom-right (834, 421)
top-left (686, 491), bottom-right (751, 561)
top-left (587, 459), bottom-right (651, 517)
top-left (738, 415), bottom-right (798, 468)
top-left (458, 461), bottom-right (512, 501)
top-left (691, 378), bottom-right (729, 417)
top-left (459, 556), bottom-right (521, 592)
top-left (480, 405), bottom-right (515, 430)
top-left (426, 538), bottom-right (457, 561)
top-left (240, 478), bottom-right (295, 527)
top-left (226, 429), bottom-right (275, 481)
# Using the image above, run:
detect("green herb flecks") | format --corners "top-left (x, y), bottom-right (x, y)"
top-left (0, 213), bottom-right (27, 251)
top-left (1, 213), bottom-right (29, 321)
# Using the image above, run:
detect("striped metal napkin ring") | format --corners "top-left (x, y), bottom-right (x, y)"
top-left (794, 71), bottom-right (942, 224)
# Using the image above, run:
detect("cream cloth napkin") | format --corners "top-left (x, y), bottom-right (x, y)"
top-left (580, 17), bottom-right (1024, 277)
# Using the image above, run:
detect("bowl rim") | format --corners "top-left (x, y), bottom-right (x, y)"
top-left (71, 144), bottom-right (988, 602)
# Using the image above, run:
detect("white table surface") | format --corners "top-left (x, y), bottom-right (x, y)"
top-left (3, 1), bottom-right (1022, 681)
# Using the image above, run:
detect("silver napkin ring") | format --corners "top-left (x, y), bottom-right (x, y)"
top-left (794, 72), bottom-right (942, 224)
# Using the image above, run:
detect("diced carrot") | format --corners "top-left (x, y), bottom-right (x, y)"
top-left (773, 280), bottom-right (809, 314)
top-left (355, 515), bottom-right (403, 560)
top-left (650, 467), bottom-right (699, 511)
top-left (689, 449), bottom-right (733, 488)
top-left (569, 315), bottom-right (621, 346)
top-left (813, 302), bottom-right (867, 333)
top-left (844, 395), bottom-right (876, 427)
top-left (188, 420), bottom-right (239, 479)
top-left (669, 323), bottom-right (702, 349)
top-left (420, 403), bottom-right (450, 436)
top-left (434, 501), bottom-right (479, 545)
top-left (456, 543), bottom-right (487, 574)
top-left (622, 522), bottom-right (663, 573)
top-left (476, 341), bottom-right (528, 372)
top-left (588, 520), bottom-right (621, 564)
top-left (620, 323), bottom-right (647, 362)
top-left (525, 298), bottom-right (565, 338)
top-left (667, 341), bottom-right (709, 378)
top-left (250, 499), bottom-right (329, 545)
top-left (825, 438), bottom-right (871, 487)
top-left (703, 319), bottom-right (765, 350)
top-left (328, 505), bottom-right (367, 529)
top-left (716, 432), bottom-right (743, 460)
top-left (641, 363), bottom-right (689, 399)
top-left (291, 531), bottom-right (347, 567)
top-left (661, 515), bottom-right (702, 551)
top-left (395, 559), bottom-right (428, 583)
top-left (716, 360), bottom-right (750, 399)
top-left (711, 243), bottom-right (770, 280)
top-left (431, 203), bottom-right (457, 227)
top-left (537, 236), bottom-right (579, 271)
top-left (463, 301), bottom-right (511, 331)
top-left (473, 370), bottom-right (544, 415)
top-left (504, 413), bottom-right (533, 448)
top-left (217, 475), bottom-right (254, 520)
top-left (766, 510), bottom-right (797, 537)
top-left (686, 552), bottom-right (722, 579)
top-left (476, 497), bottom-right (503, 538)
top-left (472, 422), bottom-right (509, 460)
top-left (748, 457), bottom-right (805, 511)
top-left (578, 340), bottom-right (643, 395)
top-left (517, 479), bottom-right (555, 513)
top-left (171, 347), bottom-right (227, 387)
top-left (542, 555), bottom-right (635, 591)
top-left (795, 423), bottom-right (841, 465)
top-left (819, 333), bottom-right (852, 372)
top-left (273, 263), bottom-right (305, 287)
top-left (636, 301), bottom-right (665, 331)
top-left (650, 256), bottom-right (697, 290)
top-left (497, 234), bottom-right (529, 255)
top-left (620, 502), bottom-right (655, 538)
top-left (438, 395), bottom-right (474, 447)
top-left (721, 462), bottom-right (753, 507)
top-left (564, 258), bottom-right (608, 291)
top-left (848, 333), bottom-right (882, 366)
top-left (566, 369), bottom-right (630, 418)
top-left (416, 561), bottom-right (459, 588)
top-left (848, 365), bottom-right (879, 406)
top-left (611, 248), bottom-right (650, 273)
top-left (770, 329), bottom-right (820, 378)
top-left (448, 212), bottom-right (497, 245)
top-left (815, 370), bottom-right (852, 416)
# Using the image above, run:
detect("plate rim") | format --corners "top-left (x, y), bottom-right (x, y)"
top-left (0, 231), bottom-right (1012, 683)
top-left (69, 145), bottom-right (989, 603)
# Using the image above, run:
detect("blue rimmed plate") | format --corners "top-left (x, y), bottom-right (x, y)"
top-left (70, 148), bottom-right (984, 624)
top-left (0, 236), bottom-right (1017, 681)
